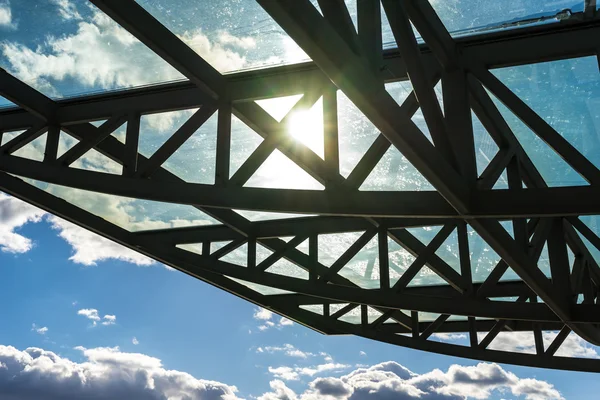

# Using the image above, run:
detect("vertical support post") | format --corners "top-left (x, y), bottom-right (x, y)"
top-left (411, 311), bottom-right (419, 338)
top-left (357, 0), bottom-right (382, 74)
top-left (248, 237), bottom-right (256, 269)
top-left (202, 240), bottom-right (210, 256)
top-left (123, 112), bottom-right (141, 177)
top-left (457, 221), bottom-right (473, 295)
top-left (507, 156), bottom-right (527, 250)
top-left (548, 218), bottom-right (572, 310)
top-left (323, 84), bottom-right (339, 177)
top-left (531, 296), bottom-right (545, 355)
top-left (361, 304), bottom-right (368, 327)
top-left (378, 226), bottom-right (389, 290)
top-left (309, 234), bottom-right (318, 281)
top-left (585, 0), bottom-right (597, 18)
top-left (468, 317), bottom-right (478, 347)
top-left (44, 125), bottom-right (60, 163)
top-left (442, 68), bottom-right (477, 184)
top-left (216, 101), bottom-right (231, 186)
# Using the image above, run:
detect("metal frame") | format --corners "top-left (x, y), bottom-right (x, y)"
top-left (1, 0), bottom-right (600, 372)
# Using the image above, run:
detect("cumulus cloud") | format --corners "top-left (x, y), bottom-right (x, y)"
top-left (268, 363), bottom-right (351, 381)
top-left (0, 1), bottom-right (14, 29)
top-left (31, 324), bottom-right (48, 335)
top-left (257, 344), bottom-right (314, 359)
top-left (0, 193), bottom-right (46, 253)
top-left (1, 3), bottom-right (256, 97)
top-left (482, 331), bottom-right (600, 359)
top-left (77, 309), bottom-right (116, 327)
top-left (359, 351), bottom-right (366, 357)
top-left (132, 337), bottom-right (139, 345)
top-left (258, 361), bottom-right (564, 400)
top-left (0, 344), bottom-right (241, 399)
top-left (50, 0), bottom-right (81, 20)
top-left (253, 307), bottom-right (294, 331)
top-left (48, 216), bottom-right (155, 266)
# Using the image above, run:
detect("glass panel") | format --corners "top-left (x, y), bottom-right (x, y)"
top-left (228, 277), bottom-right (293, 295)
top-left (360, 145), bottom-right (435, 191)
top-left (408, 266), bottom-right (446, 287)
top-left (244, 149), bottom-right (324, 190)
top-left (338, 236), bottom-right (379, 288)
top-left (389, 237), bottom-right (417, 287)
top-left (139, 109), bottom-right (197, 157)
top-left (255, 94), bottom-right (303, 123)
top-left (338, 306), bottom-right (383, 325)
top-left (296, 238), bottom-right (309, 255)
top-left (137, 0), bottom-right (310, 73)
top-left (318, 232), bottom-right (363, 267)
top-left (233, 210), bottom-right (312, 221)
top-left (220, 243), bottom-right (248, 267)
top-left (1, 2), bottom-right (182, 99)
top-left (2, 130), bottom-right (45, 161)
top-left (230, 115), bottom-right (264, 176)
top-left (405, 226), bottom-right (442, 246)
top-left (472, 111), bottom-right (500, 177)
top-left (337, 91), bottom-right (380, 178)
top-left (430, 1), bottom-right (579, 38)
top-left (467, 225), bottom-right (502, 283)
top-left (299, 304), bottom-right (324, 315)
top-left (23, 179), bottom-right (220, 231)
top-left (265, 259), bottom-right (309, 280)
top-left (177, 243), bottom-right (203, 255)
top-left (433, 228), bottom-right (460, 273)
top-left (72, 148), bottom-right (122, 175)
top-left (492, 57), bottom-right (600, 186)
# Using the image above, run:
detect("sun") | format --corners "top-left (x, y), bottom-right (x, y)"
top-left (286, 97), bottom-right (324, 158)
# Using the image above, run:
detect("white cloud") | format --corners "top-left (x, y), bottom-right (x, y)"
top-left (0, 344), bottom-right (242, 399)
top-left (254, 307), bottom-right (274, 321)
top-left (48, 216), bottom-right (155, 266)
top-left (0, 193), bottom-right (46, 253)
top-left (359, 351), bottom-right (366, 357)
top-left (258, 361), bottom-right (564, 400)
top-left (132, 337), bottom-right (139, 345)
top-left (50, 0), bottom-right (81, 20)
top-left (267, 362), bottom-right (351, 381)
top-left (1, 4), bottom-right (256, 97)
top-left (253, 307), bottom-right (294, 331)
top-left (0, 1), bottom-right (14, 29)
top-left (101, 314), bottom-right (116, 326)
top-left (31, 324), bottom-right (48, 335)
top-left (77, 308), bottom-right (100, 321)
top-left (257, 344), bottom-right (314, 359)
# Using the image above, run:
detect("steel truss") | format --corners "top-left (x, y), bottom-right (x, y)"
top-left (1, 0), bottom-right (600, 372)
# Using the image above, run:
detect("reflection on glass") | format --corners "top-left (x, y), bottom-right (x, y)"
top-left (244, 149), bottom-right (324, 190)
top-left (230, 115), bottom-right (264, 176)
top-left (23, 179), bottom-right (220, 232)
top-left (228, 277), bottom-right (293, 295)
top-left (492, 56), bottom-right (600, 187)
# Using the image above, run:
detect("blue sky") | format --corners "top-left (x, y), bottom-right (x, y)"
top-left (1, 0), bottom-right (600, 399)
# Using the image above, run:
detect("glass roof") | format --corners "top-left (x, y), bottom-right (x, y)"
top-left (0, 0), bottom-right (587, 104)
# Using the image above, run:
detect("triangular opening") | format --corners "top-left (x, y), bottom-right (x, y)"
top-left (467, 225), bottom-right (502, 283)
top-left (485, 331), bottom-right (536, 354)
top-left (486, 89), bottom-right (588, 187)
top-left (230, 115), bottom-right (264, 176)
top-left (492, 169), bottom-right (509, 189)
top-left (299, 304), bottom-right (324, 315)
top-left (162, 111), bottom-right (217, 184)
top-left (407, 266), bottom-right (447, 287)
top-left (139, 108), bottom-right (198, 157)
top-left (244, 149), bottom-right (324, 190)
top-left (73, 148), bottom-right (123, 175)
top-left (472, 110), bottom-right (500, 177)
top-left (389, 237), bottom-right (417, 287)
top-left (381, 1), bottom-right (394, 49)
top-left (574, 216), bottom-right (600, 266)
top-left (492, 56), bottom-right (600, 173)
top-left (500, 220), bottom-right (515, 239)
top-left (255, 94), bottom-right (304, 122)
top-left (360, 145), bottom-right (435, 191)
top-left (1, 129), bottom-right (26, 146)
top-left (211, 241), bottom-right (233, 254)
top-left (110, 121), bottom-right (127, 144)
top-left (57, 131), bottom-right (79, 158)
top-left (228, 277), bottom-right (293, 295)
top-left (220, 242), bottom-right (248, 267)
top-left (338, 91), bottom-right (380, 177)
top-left (0, 96), bottom-right (15, 108)
top-left (433, 227), bottom-right (460, 274)
top-left (176, 243), bottom-right (204, 255)
top-left (385, 80), bottom-right (413, 109)
top-left (296, 238), bottom-right (309, 255)
top-left (256, 243), bottom-right (274, 265)
top-left (338, 235), bottom-right (379, 288)
top-left (11, 132), bottom-right (47, 162)
top-left (233, 209), bottom-right (312, 221)
top-left (318, 232), bottom-right (364, 267)
top-left (338, 306), bottom-right (361, 324)
top-left (405, 226), bottom-right (443, 246)
top-left (367, 307), bottom-right (384, 323)
top-left (266, 258), bottom-right (309, 280)
top-left (90, 119), bottom-right (108, 128)
top-left (411, 108), bottom-right (434, 143)
top-left (285, 96), bottom-right (324, 158)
